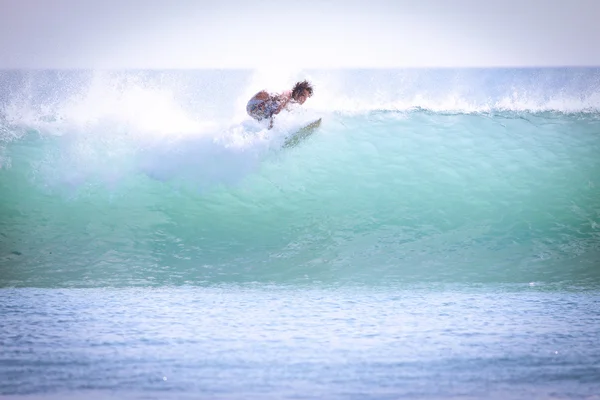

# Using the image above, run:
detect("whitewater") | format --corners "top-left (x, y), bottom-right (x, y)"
top-left (1, 68), bottom-right (599, 399)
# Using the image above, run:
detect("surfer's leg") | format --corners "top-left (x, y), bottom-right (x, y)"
top-left (247, 99), bottom-right (268, 121)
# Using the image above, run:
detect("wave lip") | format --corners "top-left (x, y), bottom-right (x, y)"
top-left (1, 68), bottom-right (600, 134)
top-left (305, 68), bottom-right (600, 115)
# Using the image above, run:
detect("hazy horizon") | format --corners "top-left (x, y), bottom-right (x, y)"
top-left (1, 0), bottom-right (599, 69)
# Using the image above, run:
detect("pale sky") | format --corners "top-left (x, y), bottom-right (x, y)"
top-left (0, 0), bottom-right (599, 68)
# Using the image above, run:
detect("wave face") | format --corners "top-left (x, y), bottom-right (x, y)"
top-left (1, 69), bottom-right (600, 287)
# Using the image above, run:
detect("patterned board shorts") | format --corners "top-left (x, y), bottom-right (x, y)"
top-left (246, 98), bottom-right (279, 121)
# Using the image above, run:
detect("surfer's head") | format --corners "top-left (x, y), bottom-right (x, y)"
top-left (292, 80), bottom-right (313, 105)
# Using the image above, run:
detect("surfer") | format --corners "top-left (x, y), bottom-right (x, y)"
top-left (246, 80), bottom-right (314, 129)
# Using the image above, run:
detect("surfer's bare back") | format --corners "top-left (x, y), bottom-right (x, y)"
top-left (246, 80), bottom-right (314, 129)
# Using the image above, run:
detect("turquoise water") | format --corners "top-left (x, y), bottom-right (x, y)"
top-left (1, 69), bottom-right (600, 398)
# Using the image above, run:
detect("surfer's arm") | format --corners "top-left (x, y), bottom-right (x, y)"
top-left (273, 92), bottom-right (293, 114)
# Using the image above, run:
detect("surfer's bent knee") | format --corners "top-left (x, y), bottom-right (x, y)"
top-left (246, 98), bottom-right (274, 122)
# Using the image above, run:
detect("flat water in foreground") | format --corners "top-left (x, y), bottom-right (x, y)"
top-left (2, 285), bottom-right (599, 399)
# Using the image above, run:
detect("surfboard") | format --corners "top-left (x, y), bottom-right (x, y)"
top-left (282, 118), bottom-right (322, 149)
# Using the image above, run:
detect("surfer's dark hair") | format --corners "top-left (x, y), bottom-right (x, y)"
top-left (292, 80), bottom-right (313, 99)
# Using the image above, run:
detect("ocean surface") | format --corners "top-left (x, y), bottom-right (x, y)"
top-left (1, 68), bottom-right (599, 399)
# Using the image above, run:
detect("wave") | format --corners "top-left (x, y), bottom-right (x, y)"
top-left (1, 117), bottom-right (600, 286)
top-left (1, 68), bottom-right (600, 130)
top-left (2, 68), bottom-right (599, 173)
top-left (1, 69), bottom-right (599, 287)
